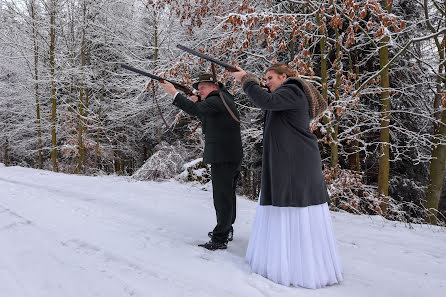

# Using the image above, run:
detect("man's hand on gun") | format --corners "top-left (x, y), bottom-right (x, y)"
top-left (160, 80), bottom-right (200, 102)
top-left (159, 80), bottom-right (177, 96)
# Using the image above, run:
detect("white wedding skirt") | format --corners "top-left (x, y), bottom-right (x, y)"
top-left (245, 202), bottom-right (343, 289)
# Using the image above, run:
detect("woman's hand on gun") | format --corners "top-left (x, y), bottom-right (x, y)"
top-left (229, 66), bottom-right (246, 82)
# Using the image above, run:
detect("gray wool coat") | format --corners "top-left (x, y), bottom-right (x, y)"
top-left (242, 77), bottom-right (330, 207)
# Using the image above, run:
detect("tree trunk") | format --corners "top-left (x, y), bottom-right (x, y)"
top-left (49, 0), bottom-right (58, 172)
top-left (316, 8), bottom-right (337, 171)
top-left (330, 14), bottom-right (341, 168)
top-left (377, 0), bottom-right (392, 214)
top-left (3, 138), bottom-right (8, 166)
top-left (153, 10), bottom-right (159, 67)
top-left (76, 0), bottom-right (87, 173)
top-left (423, 0), bottom-right (446, 224)
top-left (31, 0), bottom-right (43, 169)
top-left (354, 50), bottom-right (361, 171)
top-left (425, 64), bottom-right (446, 224)
top-left (288, 31), bottom-right (295, 61)
top-left (114, 152), bottom-right (120, 174)
top-left (348, 49), bottom-right (361, 171)
top-left (316, 11), bottom-right (328, 100)
top-left (425, 108), bottom-right (446, 224)
top-left (252, 171), bottom-right (257, 199)
top-left (94, 82), bottom-right (103, 169)
top-left (439, 173), bottom-right (446, 221)
top-left (243, 169), bottom-right (250, 197)
top-left (287, 2), bottom-right (295, 61)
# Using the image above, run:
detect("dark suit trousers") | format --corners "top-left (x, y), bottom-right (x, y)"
top-left (210, 162), bottom-right (240, 243)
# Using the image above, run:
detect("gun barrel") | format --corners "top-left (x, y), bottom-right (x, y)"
top-left (176, 44), bottom-right (239, 72)
top-left (120, 64), bottom-right (191, 93)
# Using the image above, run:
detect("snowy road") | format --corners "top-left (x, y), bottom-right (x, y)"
top-left (0, 165), bottom-right (445, 297)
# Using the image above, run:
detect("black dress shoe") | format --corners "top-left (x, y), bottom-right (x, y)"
top-left (198, 240), bottom-right (227, 250)
top-left (208, 228), bottom-right (233, 241)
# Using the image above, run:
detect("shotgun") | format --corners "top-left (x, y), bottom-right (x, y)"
top-left (177, 44), bottom-right (244, 123)
top-left (120, 64), bottom-right (196, 97)
top-left (176, 45), bottom-right (270, 92)
top-left (176, 44), bottom-right (239, 72)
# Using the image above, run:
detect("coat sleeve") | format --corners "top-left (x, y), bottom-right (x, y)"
top-left (243, 80), bottom-right (306, 111)
top-left (173, 93), bottom-right (223, 117)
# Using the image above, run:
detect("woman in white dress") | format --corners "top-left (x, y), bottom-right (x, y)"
top-left (230, 64), bottom-right (343, 289)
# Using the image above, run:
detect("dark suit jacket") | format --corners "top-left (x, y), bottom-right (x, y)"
top-left (173, 89), bottom-right (243, 164)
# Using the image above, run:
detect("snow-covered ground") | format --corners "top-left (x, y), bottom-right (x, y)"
top-left (0, 164), bottom-right (445, 297)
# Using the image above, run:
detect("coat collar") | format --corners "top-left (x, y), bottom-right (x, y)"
top-left (282, 77), bottom-right (327, 119)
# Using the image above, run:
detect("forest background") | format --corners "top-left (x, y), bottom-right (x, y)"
top-left (1, 0), bottom-right (446, 225)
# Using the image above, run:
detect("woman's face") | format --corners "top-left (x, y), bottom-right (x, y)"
top-left (265, 71), bottom-right (287, 92)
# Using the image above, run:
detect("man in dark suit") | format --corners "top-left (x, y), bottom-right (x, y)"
top-left (160, 74), bottom-right (243, 250)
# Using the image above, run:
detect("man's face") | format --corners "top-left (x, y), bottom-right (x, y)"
top-left (198, 82), bottom-right (218, 99)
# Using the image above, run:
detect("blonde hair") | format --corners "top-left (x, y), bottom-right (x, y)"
top-left (265, 63), bottom-right (297, 78)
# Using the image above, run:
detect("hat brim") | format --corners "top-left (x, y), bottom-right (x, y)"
top-left (192, 80), bottom-right (224, 90)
